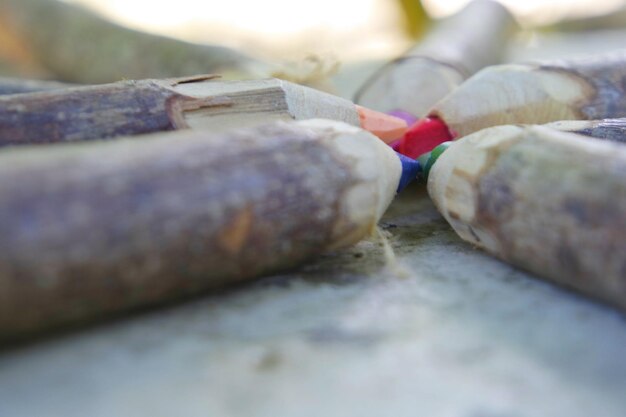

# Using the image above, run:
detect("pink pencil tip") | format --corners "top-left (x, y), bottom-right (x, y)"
top-left (356, 105), bottom-right (408, 143)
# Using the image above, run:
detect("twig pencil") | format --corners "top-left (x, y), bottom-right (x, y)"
top-left (399, 50), bottom-right (626, 157)
top-left (414, 119), bottom-right (626, 168)
top-left (0, 0), bottom-right (271, 82)
top-left (0, 119), bottom-right (415, 341)
top-left (0, 77), bottom-right (70, 95)
top-left (354, 0), bottom-right (516, 117)
top-left (0, 76), bottom-right (407, 146)
top-left (544, 118), bottom-right (626, 144)
top-left (426, 125), bottom-right (626, 310)
top-left (552, 6), bottom-right (626, 32)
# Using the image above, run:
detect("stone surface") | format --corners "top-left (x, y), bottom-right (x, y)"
top-left (1, 187), bottom-right (625, 417)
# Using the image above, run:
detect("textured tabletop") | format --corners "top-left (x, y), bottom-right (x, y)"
top-left (1, 187), bottom-right (625, 417)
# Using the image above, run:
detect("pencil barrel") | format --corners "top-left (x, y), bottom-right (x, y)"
top-left (0, 0), bottom-right (269, 83)
top-left (0, 79), bottom-right (193, 145)
top-left (545, 118), bottom-right (626, 144)
top-left (428, 125), bottom-right (626, 310)
top-left (0, 120), bottom-right (400, 340)
top-left (432, 51), bottom-right (626, 137)
top-left (0, 77), bottom-right (361, 147)
top-left (355, 0), bottom-right (515, 116)
top-left (540, 52), bottom-right (626, 120)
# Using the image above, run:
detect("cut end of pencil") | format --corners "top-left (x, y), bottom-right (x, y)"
top-left (398, 117), bottom-right (455, 159)
top-left (356, 106), bottom-right (408, 143)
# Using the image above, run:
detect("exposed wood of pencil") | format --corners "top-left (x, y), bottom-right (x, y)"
top-left (0, 120), bottom-right (401, 341)
top-left (0, 76), bottom-right (362, 146)
top-left (429, 125), bottom-right (626, 310)
top-left (0, 76), bottom-right (70, 95)
top-left (354, 0), bottom-right (516, 116)
top-left (431, 50), bottom-right (626, 138)
top-left (0, 0), bottom-right (272, 83)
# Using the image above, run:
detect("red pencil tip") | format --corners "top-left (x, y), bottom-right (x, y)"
top-left (398, 117), bottom-right (455, 159)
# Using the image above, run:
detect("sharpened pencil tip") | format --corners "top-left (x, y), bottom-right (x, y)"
top-left (398, 117), bottom-right (455, 159)
top-left (395, 152), bottom-right (421, 192)
top-left (356, 106), bottom-right (408, 143)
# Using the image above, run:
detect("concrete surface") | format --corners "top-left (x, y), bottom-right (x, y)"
top-left (1, 187), bottom-right (625, 417)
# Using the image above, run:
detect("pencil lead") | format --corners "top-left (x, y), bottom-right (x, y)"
top-left (416, 141), bottom-right (453, 181)
top-left (397, 117), bottom-right (455, 159)
top-left (395, 152), bottom-right (421, 192)
top-left (389, 138), bottom-right (402, 152)
top-left (356, 106), bottom-right (409, 143)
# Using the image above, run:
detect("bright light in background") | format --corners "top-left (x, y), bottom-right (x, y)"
top-left (86, 0), bottom-right (376, 34)
top-left (68, 0), bottom-right (626, 62)
top-left (67, 0), bottom-right (407, 61)
top-left (423, 0), bottom-right (626, 24)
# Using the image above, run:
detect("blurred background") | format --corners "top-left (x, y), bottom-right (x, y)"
top-left (2, 0), bottom-right (626, 93)
top-left (67, 0), bottom-right (626, 60)
top-left (2, 2), bottom-right (626, 416)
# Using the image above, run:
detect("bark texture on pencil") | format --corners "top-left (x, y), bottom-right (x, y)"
top-left (0, 0), bottom-right (271, 83)
top-left (354, 0), bottom-right (516, 116)
top-left (431, 50), bottom-right (626, 138)
top-left (0, 76), bottom-right (365, 146)
top-left (429, 125), bottom-right (626, 310)
top-left (0, 77), bottom-right (70, 95)
top-left (544, 118), bottom-right (626, 144)
top-left (0, 120), bottom-right (401, 341)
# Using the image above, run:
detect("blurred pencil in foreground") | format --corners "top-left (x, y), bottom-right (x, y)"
top-left (354, 0), bottom-right (516, 117)
top-left (0, 119), bottom-right (408, 341)
top-left (0, 76), bottom-right (407, 146)
top-left (427, 125), bottom-right (626, 310)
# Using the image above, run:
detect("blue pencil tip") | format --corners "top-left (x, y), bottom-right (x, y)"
top-left (395, 152), bottom-right (421, 192)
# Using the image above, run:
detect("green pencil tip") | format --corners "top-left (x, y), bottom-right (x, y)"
top-left (420, 141), bottom-right (452, 181)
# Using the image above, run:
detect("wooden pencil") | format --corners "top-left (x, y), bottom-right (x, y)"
top-left (426, 125), bottom-right (626, 310)
top-left (544, 118), bottom-right (626, 143)
top-left (552, 6), bottom-right (626, 32)
top-left (431, 50), bottom-right (626, 137)
top-left (0, 76), bottom-right (407, 146)
top-left (354, 0), bottom-right (516, 117)
top-left (0, 0), bottom-right (271, 83)
top-left (398, 50), bottom-right (626, 158)
top-left (0, 119), bottom-right (407, 341)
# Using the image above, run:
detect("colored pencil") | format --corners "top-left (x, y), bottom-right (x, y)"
top-left (426, 125), bottom-right (626, 310)
top-left (0, 119), bottom-right (411, 341)
top-left (433, 50), bottom-right (626, 136)
top-left (0, 0), bottom-right (271, 83)
top-left (354, 0), bottom-right (516, 117)
top-left (399, 50), bottom-right (626, 158)
top-left (0, 76), bottom-right (407, 146)
top-left (544, 118), bottom-right (626, 144)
